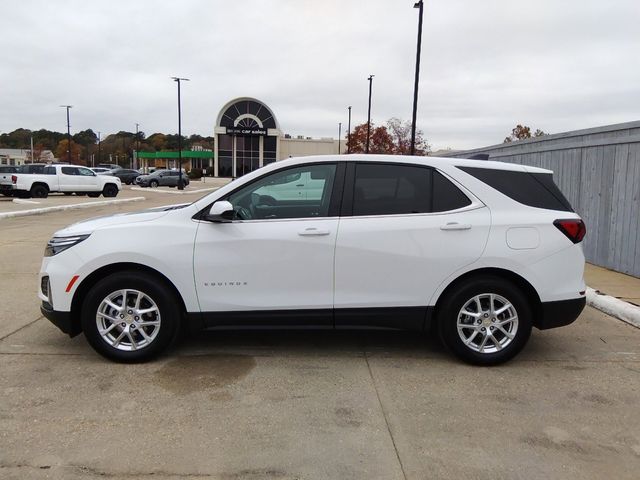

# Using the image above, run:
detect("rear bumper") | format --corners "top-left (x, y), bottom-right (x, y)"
top-left (536, 297), bottom-right (586, 330)
top-left (41, 302), bottom-right (81, 337)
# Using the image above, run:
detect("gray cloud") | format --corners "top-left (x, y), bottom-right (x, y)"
top-left (2, 0), bottom-right (638, 150)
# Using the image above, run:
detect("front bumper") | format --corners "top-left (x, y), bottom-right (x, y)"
top-left (41, 301), bottom-right (81, 337)
top-left (536, 297), bottom-right (586, 330)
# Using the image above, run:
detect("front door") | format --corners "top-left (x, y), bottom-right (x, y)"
top-left (234, 136), bottom-right (261, 178)
top-left (193, 163), bottom-right (341, 327)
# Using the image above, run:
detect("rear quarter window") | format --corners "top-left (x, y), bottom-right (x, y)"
top-left (458, 166), bottom-right (573, 212)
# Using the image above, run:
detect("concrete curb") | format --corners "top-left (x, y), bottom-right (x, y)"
top-left (0, 197), bottom-right (146, 219)
top-left (130, 187), bottom-right (218, 195)
top-left (586, 287), bottom-right (640, 329)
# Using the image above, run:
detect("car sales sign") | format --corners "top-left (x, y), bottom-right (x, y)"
top-left (225, 127), bottom-right (268, 136)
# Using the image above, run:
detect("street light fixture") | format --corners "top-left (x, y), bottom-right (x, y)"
top-left (366, 75), bottom-right (374, 154)
top-left (347, 106), bottom-right (352, 154)
top-left (410, 0), bottom-right (424, 155)
top-left (171, 76), bottom-right (190, 190)
top-left (60, 105), bottom-right (72, 163)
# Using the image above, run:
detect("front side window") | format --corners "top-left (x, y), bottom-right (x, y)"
top-left (226, 164), bottom-right (336, 220)
top-left (78, 167), bottom-right (95, 176)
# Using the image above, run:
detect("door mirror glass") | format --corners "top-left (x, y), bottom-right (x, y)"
top-left (207, 200), bottom-right (234, 222)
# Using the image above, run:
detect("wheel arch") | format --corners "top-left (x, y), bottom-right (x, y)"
top-left (432, 267), bottom-right (543, 329)
top-left (69, 262), bottom-right (188, 336)
top-left (31, 182), bottom-right (50, 192)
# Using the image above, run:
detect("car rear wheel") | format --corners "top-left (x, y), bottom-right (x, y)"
top-left (437, 276), bottom-right (532, 365)
top-left (81, 272), bottom-right (181, 362)
top-left (30, 184), bottom-right (48, 198)
top-left (102, 184), bottom-right (118, 197)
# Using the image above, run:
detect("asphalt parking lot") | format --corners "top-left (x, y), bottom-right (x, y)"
top-left (1, 193), bottom-right (639, 479)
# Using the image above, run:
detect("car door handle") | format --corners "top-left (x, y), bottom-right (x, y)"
top-left (440, 222), bottom-right (472, 231)
top-left (298, 227), bottom-right (330, 236)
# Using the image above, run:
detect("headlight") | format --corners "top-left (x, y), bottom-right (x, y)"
top-left (44, 234), bottom-right (90, 257)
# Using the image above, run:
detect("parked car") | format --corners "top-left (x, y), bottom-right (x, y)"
top-left (107, 168), bottom-right (141, 185)
top-left (97, 163), bottom-right (122, 171)
top-left (90, 167), bottom-right (112, 175)
top-left (11, 164), bottom-right (121, 198)
top-left (0, 165), bottom-right (19, 196)
top-left (39, 155), bottom-right (586, 364)
top-left (135, 169), bottom-right (190, 188)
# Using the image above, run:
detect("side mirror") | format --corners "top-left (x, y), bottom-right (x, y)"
top-left (206, 200), bottom-right (234, 223)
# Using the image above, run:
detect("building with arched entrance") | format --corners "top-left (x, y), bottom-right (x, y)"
top-left (213, 97), bottom-right (344, 177)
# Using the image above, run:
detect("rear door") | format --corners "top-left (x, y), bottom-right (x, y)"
top-left (334, 162), bottom-right (490, 328)
top-left (59, 166), bottom-right (80, 191)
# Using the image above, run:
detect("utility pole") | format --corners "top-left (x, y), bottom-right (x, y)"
top-left (171, 76), bottom-right (190, 190)
top-left (338, 122), bottom-right (342, 154)
top-left (366, 75), bottom-right (374, 154)
top-left (347, 106), bottom-right (352, 154)
top-left (60, 105), bottom-right (72, 163)
top-left (97, 131), bottom-right (101, 167)
top-left (410, 0), bottom-right (424, 155)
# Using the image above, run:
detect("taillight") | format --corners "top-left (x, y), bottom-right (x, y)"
top-left (554, 219), bottom-right (586, 243)
top-left (11, 175), bottom-right (17, 184)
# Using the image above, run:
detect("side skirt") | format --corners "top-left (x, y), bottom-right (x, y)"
top-left (186, 306), bottom-right (434, 332)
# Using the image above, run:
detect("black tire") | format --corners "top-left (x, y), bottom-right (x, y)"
top-left (102, 184), bottom-right (118, 197)
top-left (81, 271), bottom-right (181, 362)
top-left (30, 184), bottom-right (48, 198)
top-left (149, 180), bottom-right (159, 188)
top-left (87, 192), bottom-right (100, 198)
top-left (437, 275), bottom-right (532, 366)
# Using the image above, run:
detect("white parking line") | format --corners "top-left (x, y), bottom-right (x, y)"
top-left (130, 186), bottom-right (218, 195)
top-left (0, 197), bottom-right (146, 219)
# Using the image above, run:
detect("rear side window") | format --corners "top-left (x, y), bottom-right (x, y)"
top-left (352, 164), bottom-right (472, 216)
top-left (458, 166), bottom-right (573, 212)
top-left (43, 166), bottom-right (56, 175)
top-left (353, 164), bottom-right (431, 216)
top-left (433, 171), bottom-right (472, 212)
top-left (61, 167), bottom-right (78, 175)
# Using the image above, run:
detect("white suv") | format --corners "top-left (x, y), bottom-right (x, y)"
top-left (39, 155), bottom-right (586, 365)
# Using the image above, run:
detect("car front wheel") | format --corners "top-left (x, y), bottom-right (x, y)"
top-left (81, 272), bottom-right (181, 362)
top-left (437, 276), bottom-right (532, 365)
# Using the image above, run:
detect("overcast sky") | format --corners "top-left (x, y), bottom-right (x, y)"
top-left (2, 0), bottom-right (639, 150)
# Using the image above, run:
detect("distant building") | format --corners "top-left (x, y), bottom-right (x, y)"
top-left (137, 97), bottom-right (345, 177)
top-left (0, 148), bottom-right (54, 165)
top-left (213, 97), bottom-right (345, 177)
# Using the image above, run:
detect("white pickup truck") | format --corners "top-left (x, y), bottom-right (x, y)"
top-left (11, 164), bottom-right (121, 199)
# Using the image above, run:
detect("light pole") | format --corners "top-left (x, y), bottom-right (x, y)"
top-left (347, 106), bottom-right (352, 154)
top-left (366, 75), bottom-right (374, 154)
top-left (60, 105), bottom-right (72, 162)
top-left (97, 131), bottom-right (101, 167)
top-left (338, 122), bottom-right (342, 154)
top-left (410, 0), bottom-right (424, 155)
top-left (171, 76), bottom-right (189, 190)
top-left (135, 123), bottom-right (140, 170)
